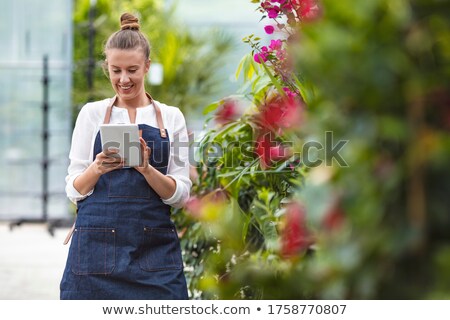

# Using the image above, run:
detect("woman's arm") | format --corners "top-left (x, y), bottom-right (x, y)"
top-left (73, 148), bottom-right (124, 195)
top-left (134, 107), bottom-right (192, 208)
top-left (135, 144), bottom-right (177, 199)
top-left (66, 101), bottom-right (123, 203)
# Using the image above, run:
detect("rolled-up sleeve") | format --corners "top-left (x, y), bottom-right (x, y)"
top-left (162, 108), bottom-right (192, 209)
top-left (65, 104), bottom-right (96, 204)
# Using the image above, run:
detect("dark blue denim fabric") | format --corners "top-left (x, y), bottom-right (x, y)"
top-left (60, 125), bottom-right (188, 300)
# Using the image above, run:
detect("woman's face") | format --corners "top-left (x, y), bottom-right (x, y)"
top-left (106, 48), bottom-right (150, 104)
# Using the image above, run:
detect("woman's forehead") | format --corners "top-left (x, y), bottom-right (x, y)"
top-left (106, 48), bottom-right (147, 65)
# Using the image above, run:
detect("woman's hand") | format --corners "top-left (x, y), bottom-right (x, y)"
top-left (133, 137), bottom-right (176, 199)
top-left (73, 148), bottom-right (123, 196)
top-left (92, 148), bottom-right (124, 175)
top-left (134, 137), bottom-right (151, 174)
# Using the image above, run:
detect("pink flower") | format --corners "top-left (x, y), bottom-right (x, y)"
top-left (264, 25), bottom-right (275, 34)
top-left (184, 196), bottom-right (203, 219)
top-left (276, 49), bottom-right (286, 61)
top-left (184, 189), bottom-right (229, 220)
top-left (280, 202), bottom-right (312, 258)
top-left (253, 52), bottom-right (268, 64)
top-left (282, 87), bottom-right (297, 98)
top-left (267, 6), bottom-right (280, 18)
top-left (261, 1), bottom-right (271, 9)
top-left (269, 39), bottom-right (283, 51)
top-left (215, 98), bottom-right (240, 125)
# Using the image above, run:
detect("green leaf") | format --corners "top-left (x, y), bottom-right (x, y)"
top-left (235, 54), bottom-right (247, 80)
top-left (203, 100), bottom-right (221, 115)
top-left (292, 73), bottom-right (314, 105)
top-left (252, 74), bottom-right (271, 95)
top-left (259, 61), bottom-right (287, 98)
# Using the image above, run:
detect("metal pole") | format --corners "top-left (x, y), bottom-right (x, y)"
top-left (42, 55), bottom-right (49, 221)
top-left (87, 0), bottom-right (96, 98)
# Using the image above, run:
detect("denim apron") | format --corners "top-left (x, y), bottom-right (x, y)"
top-left (60, 95), bottom-right (188, 300)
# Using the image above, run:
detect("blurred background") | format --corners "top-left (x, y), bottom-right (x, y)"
top-left (1, 0), bottom-right (449, 300)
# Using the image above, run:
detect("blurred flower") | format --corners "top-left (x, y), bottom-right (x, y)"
top-left (258, 91), bottom-right (303, 133)
top-left (294, 0), bottom-right (321, 21)
top-left (215, 98), bottom-right (241, 125)
top-left (264, 25), bottom-right (275, 34)
top-left (255, 132), bottom-right (292, 169)
top-left (280, 202), bottom-right (312, 258)
top-left (283, 87), bottom-right (297, 98)
top-left (322, 199), bottom-right (345, 231)
top-left (184, 189), bottom-right (229, 220)
top-left (184, 196), bottom-right (203, 219)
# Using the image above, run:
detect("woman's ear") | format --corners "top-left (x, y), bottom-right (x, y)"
top-left (145, 59), bottom-right (151, 73)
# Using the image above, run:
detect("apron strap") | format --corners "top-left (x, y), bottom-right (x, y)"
top-left (103, 93), bottom-right (167, 138)
top-left (63, 222), bottom-right (76, 245)
top-left (63, 209), bottom-right (77, 245)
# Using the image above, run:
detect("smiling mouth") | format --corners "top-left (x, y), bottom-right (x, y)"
top-left (119, 84), bottom-right (133, 90)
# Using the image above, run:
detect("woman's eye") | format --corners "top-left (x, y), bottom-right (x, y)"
top-left (112, 70), bottom-right (120, 74)
top-left (129, 69), bottom-right (137, 73)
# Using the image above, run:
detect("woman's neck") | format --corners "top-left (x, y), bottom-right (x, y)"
top-left (116, 93), bottom-right (151, 109)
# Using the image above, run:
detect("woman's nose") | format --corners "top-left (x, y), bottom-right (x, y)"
top-left (120, 73), bottom-right (130, 83)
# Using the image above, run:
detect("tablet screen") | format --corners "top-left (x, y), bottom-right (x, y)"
top-left (99, 124), bottom-right (141, 167)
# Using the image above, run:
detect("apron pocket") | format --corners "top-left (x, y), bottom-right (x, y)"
top-left (139, 227), bottom-right (183, 271)
top-left (71, 227), bottom-right (116, 275)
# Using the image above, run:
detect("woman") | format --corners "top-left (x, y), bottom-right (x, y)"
top-left (60, 13), bottom-right (191, 300)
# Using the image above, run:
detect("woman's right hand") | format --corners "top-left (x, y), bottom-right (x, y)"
top-left (92, 148), bottom-right (124, 175)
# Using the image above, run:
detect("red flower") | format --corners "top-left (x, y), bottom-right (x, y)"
top-left (281, 202), bottom-right (312, 258)
top-left (295, 0), bottom-right (321, 21)
top-left (259, 94), bottom-right (303, 133)
top-left (215, 99), bottom-right (240, 125)
top-left (255, 132), bottom-right (292, 169)
top-left (322, 199), bottom-right (345, 231)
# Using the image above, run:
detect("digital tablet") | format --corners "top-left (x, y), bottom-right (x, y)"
top-left (99, 124), bottom-right (142, 168)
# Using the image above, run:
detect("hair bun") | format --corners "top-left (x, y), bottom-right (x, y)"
top-left (120, 13), bottom-right (140, 31)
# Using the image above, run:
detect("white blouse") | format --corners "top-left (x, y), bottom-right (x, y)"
top-left (65, 97), bottom-right (192, 209)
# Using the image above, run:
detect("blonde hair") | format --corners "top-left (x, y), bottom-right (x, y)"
top-left (104, 13), bottom-right (150, 59)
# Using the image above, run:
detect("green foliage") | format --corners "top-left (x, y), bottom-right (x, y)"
top-left (149, 29), bottom-right (234, 113)
top-left (293, 0), bottom-right (450, 299)
top-left (176, 0), bottom-right (450, 299)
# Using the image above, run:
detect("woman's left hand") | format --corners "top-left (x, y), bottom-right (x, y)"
top-left (134, 137), bottom-right (151, 174)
